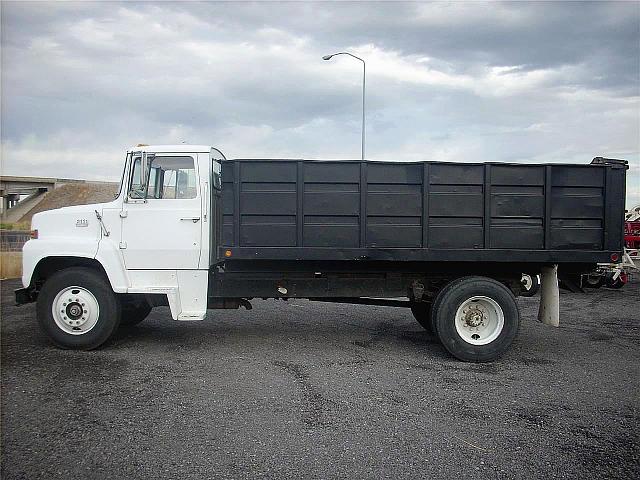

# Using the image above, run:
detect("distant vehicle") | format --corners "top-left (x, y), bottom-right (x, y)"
top-left (582, 204), bottom-right (640, 289)
top-left (624, 204), bottom-right (640, 252)
top-left (15, 146), bottom-right (628, 362)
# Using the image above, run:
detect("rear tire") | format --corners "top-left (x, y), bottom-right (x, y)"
top-left (119, 295), bottom-right (152, 326)
top-left (432, 276), bottom-right (520, 362)
top-left (36, 267), bottom-right (121, 350)
top-left (520, 274), bottom-right (540, 297)
top-left (410, 302), bottom-right (433, 334)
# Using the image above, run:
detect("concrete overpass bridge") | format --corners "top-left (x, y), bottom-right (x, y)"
top-left (0, 176), bottom-right (85, 223)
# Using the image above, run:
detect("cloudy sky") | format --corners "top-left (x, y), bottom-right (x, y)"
top-left (2, 1), bottom-right (639, 205)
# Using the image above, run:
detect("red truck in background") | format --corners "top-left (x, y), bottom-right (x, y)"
top-left (625, 209), bottom-right (640, 250)
top-left (583, 204), bottom-right (639, 289)
top-left (624, 205), bottom-right (640, 276)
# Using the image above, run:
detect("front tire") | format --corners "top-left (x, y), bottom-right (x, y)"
top-left (36, 267), bottom-right (121, 350)
top-left (431, 276), bottom-right (520, 362)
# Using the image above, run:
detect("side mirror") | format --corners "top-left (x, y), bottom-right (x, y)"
top-left (212, 160), bottom-right (222, 189)
top-left (127, 153), bottom-right (154, 200)
top-left (140, 152), bottom-right (148, 190)
top-left (139, 152), bottom-right (156, 199)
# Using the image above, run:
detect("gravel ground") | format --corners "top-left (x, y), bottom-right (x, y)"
top-left (1, 278), bottom-right (639, 479)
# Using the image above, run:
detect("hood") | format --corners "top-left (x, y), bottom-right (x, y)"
top-left (31, 201), bottom-right (115, 241)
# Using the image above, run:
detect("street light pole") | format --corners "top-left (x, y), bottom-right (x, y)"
top-left (323, 52), bottom-right (366, 160)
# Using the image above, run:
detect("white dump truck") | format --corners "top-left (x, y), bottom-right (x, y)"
top-left (16, 145), bottom-right (628, 362)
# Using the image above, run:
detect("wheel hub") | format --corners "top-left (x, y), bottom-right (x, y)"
top-left (463, 306), bottom-right (485, 328)
top-left (52, 287), bottom-right (99, 335)
top-left (454, 296), bottom-right (505, 346)
top-left (66, 302), bottom-right (83, 320)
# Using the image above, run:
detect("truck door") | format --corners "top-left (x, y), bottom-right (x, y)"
top-left (121, 154), bottom-right (202, 270)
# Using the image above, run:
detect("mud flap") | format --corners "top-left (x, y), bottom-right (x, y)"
top-left (538, 264), bottom-right (559, 327)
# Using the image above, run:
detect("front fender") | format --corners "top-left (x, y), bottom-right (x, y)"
top-left (22, 238), bottom-right (130, 294)
top-left (95, 239), bottom-right (129, 293)
top-left (22, 237), bottom-right (99, 288)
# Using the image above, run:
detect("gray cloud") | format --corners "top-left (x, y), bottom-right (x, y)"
top-left (1, 1), bottom-right (639, 206)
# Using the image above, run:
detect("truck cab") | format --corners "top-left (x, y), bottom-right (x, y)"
top-left (20, 146), bottom-right (223, 336)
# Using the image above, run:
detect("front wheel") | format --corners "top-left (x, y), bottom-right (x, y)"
top-left (36, 267), bottom-right (121, 350)
top-left (431, 276), bottom-right (520, 362)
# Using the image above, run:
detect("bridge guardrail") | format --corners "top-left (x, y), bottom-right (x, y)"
top-left (0, 230), bottom-right (31, 252)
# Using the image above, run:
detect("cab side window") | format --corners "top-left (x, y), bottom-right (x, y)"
top-left (147, 156), bottom-right (197, 199)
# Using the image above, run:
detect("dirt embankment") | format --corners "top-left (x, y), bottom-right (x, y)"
top-left (19, 182), bottom-right (118, 224)
top-left (0, 183), bottom-right (118, 278)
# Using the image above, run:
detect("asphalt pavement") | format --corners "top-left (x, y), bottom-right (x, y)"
top-left (1, 278), bottom-right (638, 479)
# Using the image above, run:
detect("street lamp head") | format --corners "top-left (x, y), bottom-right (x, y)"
top-left (322, 50), bottom-right (366, 160)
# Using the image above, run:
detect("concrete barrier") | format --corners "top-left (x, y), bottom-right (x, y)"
top-left (1, 252), bottom-right (22, 279)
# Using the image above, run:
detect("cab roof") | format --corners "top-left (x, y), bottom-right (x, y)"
top-left (127, 144), bottom-right (213, 154)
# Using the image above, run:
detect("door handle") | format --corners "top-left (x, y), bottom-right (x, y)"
top-left (180, 217), bottom-right (201, 223)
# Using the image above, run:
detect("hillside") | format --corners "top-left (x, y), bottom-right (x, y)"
top-left (19, 182), bottom-right (118, 224)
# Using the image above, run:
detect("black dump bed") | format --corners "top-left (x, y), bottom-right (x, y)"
top-left (217, 158), bottom-right (626, 264)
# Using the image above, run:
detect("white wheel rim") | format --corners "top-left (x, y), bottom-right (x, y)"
top-left (521, 274), bottom-right (533, 291)
top-left (52, 286), bottom-right (100, 335)
top-left (454, 296), bottom-right (504, 345)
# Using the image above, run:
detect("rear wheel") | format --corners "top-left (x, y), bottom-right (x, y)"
top-left (36, 267), bottom-right (121, 350)
top-left (520, 274), bottom-right (540, 297)
top-left (431, 276), bottom-right (520, 362)
top-left (119, 295), bottom-right (152, 326)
